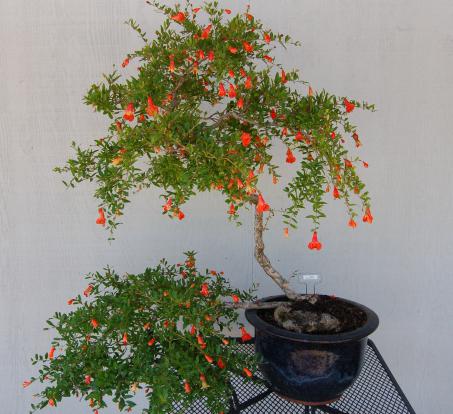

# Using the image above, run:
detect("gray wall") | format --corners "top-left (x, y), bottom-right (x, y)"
top-left (1, 0), bottom-right (452, 412)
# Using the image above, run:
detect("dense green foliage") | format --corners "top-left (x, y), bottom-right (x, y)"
top-left (28, 254), bottom-right (257, 413)
top-left (55, 0), bottom-right (373, 234)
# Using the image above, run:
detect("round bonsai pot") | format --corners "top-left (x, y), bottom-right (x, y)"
top-left (245, 295), bottom-right (379, 405)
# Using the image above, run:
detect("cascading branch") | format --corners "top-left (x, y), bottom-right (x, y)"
top-left (26, 254), bottom-right (257, 414)
top-left (55, 0), bottom-right (374, 246)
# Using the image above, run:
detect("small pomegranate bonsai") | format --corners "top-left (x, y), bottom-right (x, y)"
top-left (27, 1), bottom-right (376, 412)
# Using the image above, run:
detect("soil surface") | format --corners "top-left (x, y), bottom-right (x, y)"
top-left (258, 295), bottom-right (367, 334)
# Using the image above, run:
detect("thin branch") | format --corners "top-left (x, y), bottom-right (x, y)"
top-left (224, 300), bottom-right (288, 310)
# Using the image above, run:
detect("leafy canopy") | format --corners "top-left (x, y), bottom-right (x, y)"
top-left (55, 0), bottom-right (373, 235)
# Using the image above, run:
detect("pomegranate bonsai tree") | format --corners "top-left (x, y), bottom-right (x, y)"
top-left (27, 1), bottom-right (374, 412)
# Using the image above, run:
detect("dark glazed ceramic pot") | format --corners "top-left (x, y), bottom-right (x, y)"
top-left (245, 295), bottom-right (379, 405)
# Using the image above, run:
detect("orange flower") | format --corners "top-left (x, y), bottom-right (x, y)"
top-left (192, 60), bottom-right (199, 74)
top-left (282, 127), bottom-right (288, 136)
top-left (200, 283), bottom-right (209, 297)
top-left (193, 7), bottom-right (201, 13)
top-left (243, 77), bottom-right (252, 91)
top-left (333, 186), bottom-right (340, 199)
top-left (286, 148), bottom-right (296, 164)
top-left (178, 210), bottom-right (185, 220)
top-left (171, 12), bottom-right (186, 23)
top-left (208, 50), bottom-right (215, 61)
top-left (272, 175), bottom-right (278, 184)
top-left (121, 57), bottom-right (129, 68)
top-left (256, 194), bottom-right (270, 213)
top-left (123, 103), bottom-right (135, 122)
top-left (228, 203), bottom-right (236, 215)
top-left (84, 375), bottom-right (91, 385)
top-left (348, 219), bottom-right (357, 228)
top-left (237, 97), bottom-right (244, 109)
top-left (228, 46), bottom-right (238, 54)
top-left (308, 231), bottom-right (322, 250)
top-left (308, 86), bottom-right (314, 97)
top-left (22, 380), bottom-right (32, 388)
top-left (218, 83), bottom-right (226, 97)
top-left (294, 131), bottom-right (303, 141)
top-left (241, 327), bottom-right (252, 342)
top-left (243, 367), bottom-right (253, 378)
top-left (224, 9), bottom-right (231, 14)
top-left (48, 346), bottom-right (55, 360)
top-left (200, 373), bottom-right (209, 389)
top-left (264, 33), bottom-right (271, 43)
top-left (91, 319), bottom-right (99, 329)
top-left (169, 55), bottom-right (175, 72)
top-left (330, 131), bottom-right (336, 139)
top-left (263, 55), bottom-right (273, 62)
top-left (241, 132), bottom-right (252, 147)
top-left (163, 197), bottom-right (172, 213)
top-left (217, 357), bottom-right (226, 369)
top-left (344, 159), bottom-right (353, 168)
top-left (146, 96), bottom-right (159, 117)
top-left (143, 322), bottom-right (151, 330)
top-left (362, 161), bottom-right (369, 168)
top-left (190, 325), bottom-right (197, 335)
top-left (96, 208), bottom-right (106, 226)
top-left (352, 132), bottom-right (362, 147)
top-left (228, 83), bottom-right (236, 98)
top-left (231, 294), bottom-right (240, 303)
top-left (147, 338), bottom-right (156, 346)
top-left (270, 108), bottom-right (277, 119)
top-left (283, 227), bottom-right (289, 238)
top-left (204, 354), bottom-right (214, 363)
top-left (67, 298), bottom-right (75, 305)
top-left (243, 41), bottom-right (253, 53)
top-left (164, 93), bottom-right (173, 104)
top-left (184, 380), bottom-right (191, 394)
top-left (222, 338), bottom-right (229, 345)
top-left (343, 98), bottom-right (355, 113)
top-left (201, 24), bottom-right (212, 39)
top-left (362, 208), bottom-right (373, 224)
top-left (281, 69), bottom-right (287, 83)
top-left (197, 335), bottom-right (205, 346)
top-left (122, 333), bottom-right (128, 345)
top-left (111, 156), bottom-right (122, 166)
top-left (84, 284), bottom-right (94, 297)
top-left (48, 399), bottom-right (55, 407)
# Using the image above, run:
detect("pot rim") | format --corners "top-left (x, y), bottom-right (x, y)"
top-left (245, 294), bottom-right (379, 344)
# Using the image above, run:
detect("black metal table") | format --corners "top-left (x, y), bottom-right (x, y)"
top-left (179, 340), bottom-right (416, 414)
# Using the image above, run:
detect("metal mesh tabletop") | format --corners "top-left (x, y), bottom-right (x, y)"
top-left (176, 340), bottom-right (416, 414)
